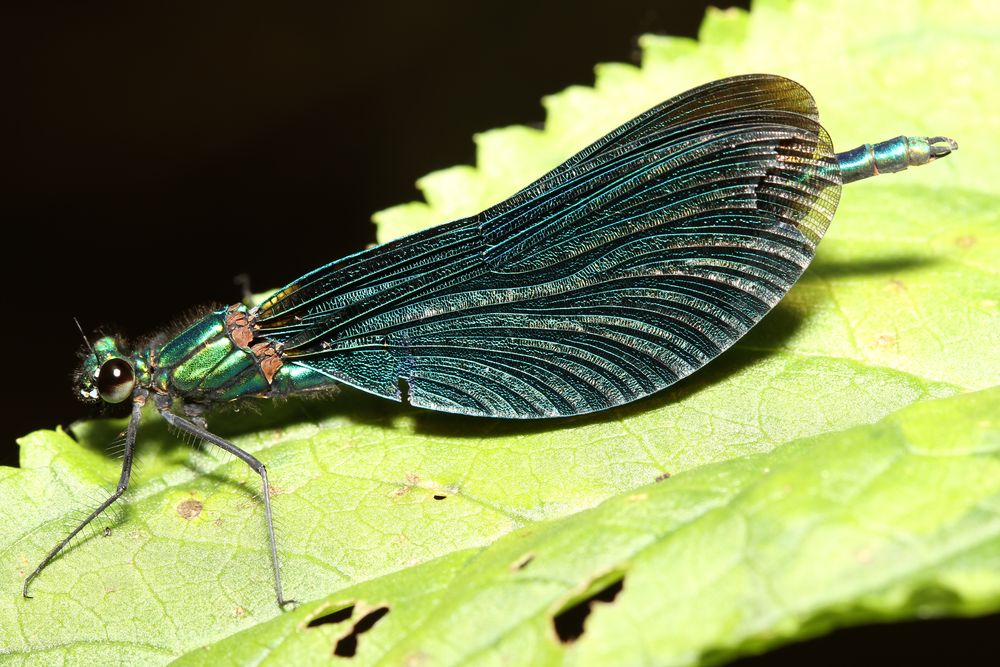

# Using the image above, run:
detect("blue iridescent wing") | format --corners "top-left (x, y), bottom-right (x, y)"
top-left (254, 74), bottom-right (842, 418)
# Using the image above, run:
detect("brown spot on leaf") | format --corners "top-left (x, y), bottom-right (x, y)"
top-left (177, 498), bottom-right (203, 520)
top-left (886, 279), bottom-right (907, 293)
top-left (655, 472), bottom-right (671, 482)
top-left (402, 653), bottom-right (430, 667)
top-left (392, 473), bottom-right (431, 498)
top-left (875, 334), bottom-right (896, 349)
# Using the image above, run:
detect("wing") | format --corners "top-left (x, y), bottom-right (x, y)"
top-left (254, 74), bottom-right (841, 418)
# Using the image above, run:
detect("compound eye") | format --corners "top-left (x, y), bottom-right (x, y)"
top-left (97, 358), bottom-right (135, 404)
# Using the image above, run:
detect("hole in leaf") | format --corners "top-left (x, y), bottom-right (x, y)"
top-left (510, 553), bottom-right (534, 572)
top-left (307, 604), bottom-right (354, 628)
top-left (335, 606), bottom-right (390, 657)
top-left (552, 573), bottom-right (625, 644)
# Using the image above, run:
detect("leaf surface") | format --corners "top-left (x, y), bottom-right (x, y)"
top-left (2, 0), bottom-right (998, 664)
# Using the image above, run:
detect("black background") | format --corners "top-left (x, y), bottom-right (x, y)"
top-left (2, 0), bottom-right (741, 457)
top-left (1, 1), bottom-right (995, 663)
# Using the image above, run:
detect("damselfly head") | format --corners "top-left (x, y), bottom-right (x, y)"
top-left (75, 335), bottom-right (136, 404)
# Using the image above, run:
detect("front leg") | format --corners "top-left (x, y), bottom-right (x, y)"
top-left (23, 389), bottom-right (147, 598)
top-left (155, 397), bottom-right (294, 609)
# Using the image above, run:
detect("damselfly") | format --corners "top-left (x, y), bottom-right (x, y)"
top-left (23, 74), bottom-right (957, 607)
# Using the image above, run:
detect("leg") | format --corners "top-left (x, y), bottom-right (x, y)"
top-left (157, 402), bottom-right (294, 608)
top-left (23, 390), bottom-right (146, 598)
top-left (182, 402), bottom-right (209, 431)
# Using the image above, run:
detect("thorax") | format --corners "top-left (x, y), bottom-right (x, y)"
top-left (148, 304), bottom-right (283, 402)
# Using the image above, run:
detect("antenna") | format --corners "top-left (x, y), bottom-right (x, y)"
top-left (73, 317), bottom-right (97, 357)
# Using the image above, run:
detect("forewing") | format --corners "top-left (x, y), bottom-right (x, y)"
top-left (255, 74), bottom-right (841, 418)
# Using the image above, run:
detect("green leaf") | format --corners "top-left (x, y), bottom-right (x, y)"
top-left (171, 388), bottom-right (1000, 666)
top-left (2, 0), bottom-right (998, 665)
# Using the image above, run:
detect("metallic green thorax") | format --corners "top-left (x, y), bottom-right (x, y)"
top-left (151, 305), bottom-right (331, 402)
top-left (153, 309), bottom-right (256, 400)
top-left (80, 305), bottom-right (331, 405)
